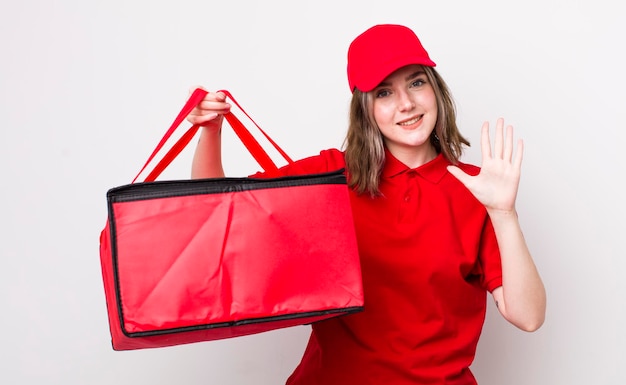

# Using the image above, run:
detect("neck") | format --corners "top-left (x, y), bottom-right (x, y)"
top-left (387, 144), bottom-right (438, 169)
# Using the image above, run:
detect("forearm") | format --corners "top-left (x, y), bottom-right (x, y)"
top-left (191, 127), bottom-right (225, 179)
top-left (489, 209), bottom-right (546, 332)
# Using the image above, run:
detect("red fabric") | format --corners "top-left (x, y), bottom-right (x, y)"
top-left (347, 24), bottom-right (436, 92)
top-left (140, 89), bottom-right (291, 182)
top-left (100, 90), bottom-right (364, 351)
top-left (100, 173), bottom-right (364, 350)
top-left (254, 149), bottom-right (502, 385)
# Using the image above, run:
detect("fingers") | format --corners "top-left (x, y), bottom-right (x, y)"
top-left (514, 138), bottom-right (524, 169)
top-left (186, 88), bottom-right (231, 126)
top-left (481, 121), bottom-right (492, 162)
top-left (494, 118), bottom-right (504, 159)
top-left (197, 92), bottom-right (229, 111)
top-left (447, 165), bottom-right (471, 186)
top-left (503, 121), bottom-right (514, 162)
top-left (483, 118), bottom-right (520, 163)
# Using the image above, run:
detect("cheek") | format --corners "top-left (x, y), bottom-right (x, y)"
top-left (424, 90), bottom-right (438, 114)
top-left (373, 102), bottom-right (393, 126)
top-left (431, 98), bottom-right (439, 118)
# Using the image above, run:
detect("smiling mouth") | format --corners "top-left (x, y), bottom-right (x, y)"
top-left (398, 115), bottom-right (422, 126)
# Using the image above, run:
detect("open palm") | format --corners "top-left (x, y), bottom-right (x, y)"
top-left (447, 118), bottom-right (523, 213)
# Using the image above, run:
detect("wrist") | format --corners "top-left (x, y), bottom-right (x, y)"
top-left (486, 207), bottom-right (518, 223)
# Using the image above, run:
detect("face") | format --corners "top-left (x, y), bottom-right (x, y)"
top-left (371, 64), bottom-right (438, 165)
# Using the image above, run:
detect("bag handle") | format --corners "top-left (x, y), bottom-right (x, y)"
top-left (133, 88), bottom-right (293, 183)
top-left (220, 89), bottom-right (294, 170)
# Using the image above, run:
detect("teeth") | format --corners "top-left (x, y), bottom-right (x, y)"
top-left (399, 116), bottom-right (421, 126)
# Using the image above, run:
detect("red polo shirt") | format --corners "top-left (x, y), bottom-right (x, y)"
top-left (254, 149), bottom-right (502, 385)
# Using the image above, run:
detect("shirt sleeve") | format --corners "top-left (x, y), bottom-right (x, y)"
top-left (456, 162), bottom-right (503, 293)
top-left (248, 148), bottom-right (346, 178)
top-left (479, 217), bottom-right (503, 292)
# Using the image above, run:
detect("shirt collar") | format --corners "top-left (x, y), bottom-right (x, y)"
top-left (382, 149), bottom-right (450, 184)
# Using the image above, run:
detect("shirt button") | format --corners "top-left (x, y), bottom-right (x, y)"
top-left (404, 195), bottom-right (410, 202)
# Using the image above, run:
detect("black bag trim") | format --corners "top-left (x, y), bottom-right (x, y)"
top-left (107, 168), bottom-right (347, 203)
top-left (106, 168), bottom-right (357, 339)
top-left (122, 306), bottom-right (364, 338)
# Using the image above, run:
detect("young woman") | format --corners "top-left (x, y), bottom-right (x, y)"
top-left (187, 24), bottom-right (546, 385)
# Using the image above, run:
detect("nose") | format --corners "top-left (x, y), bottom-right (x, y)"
top-left (397, 90), bottom-right (415, 112)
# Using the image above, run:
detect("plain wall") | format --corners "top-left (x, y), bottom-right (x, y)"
top-left (1, 0), bottom-right (625, 384)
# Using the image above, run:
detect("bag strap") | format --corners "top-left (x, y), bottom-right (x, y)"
top-left (219, 90), bottom-right (294, 168)
top-left (134, 88), bottom-right (293, 183)
top-left (132, 88), bottom-right (207, 183)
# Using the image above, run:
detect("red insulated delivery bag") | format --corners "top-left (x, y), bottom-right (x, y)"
top-left (99, 89), bottom-right (364, 351)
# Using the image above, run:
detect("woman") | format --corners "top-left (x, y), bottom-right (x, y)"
top-left (187, 24), bottom-right (546, 385)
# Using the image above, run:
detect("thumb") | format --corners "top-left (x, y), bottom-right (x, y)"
top-left (447, 165), bottom-right (471, 186)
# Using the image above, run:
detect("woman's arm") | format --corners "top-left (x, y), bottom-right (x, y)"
top-left (187, 88), bottom-right (231, 179)
top-left (488, 211), bottom-right (545, 332)
top-left (191, 126), bottom-right (225, 179)
top-left (447, 118), bottom-right (546, 332)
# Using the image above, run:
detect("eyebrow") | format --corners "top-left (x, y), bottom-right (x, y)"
top-left (406, 70), bottom-right (426, 81)
top-left (376, 70), bottom-right (426, 88)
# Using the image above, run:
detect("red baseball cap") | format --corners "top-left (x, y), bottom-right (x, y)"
top-left (347, 24), bottom-right (436, 93)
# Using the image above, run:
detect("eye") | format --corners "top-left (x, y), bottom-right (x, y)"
top-left (375, 89), bottom-right (391, 98)
top-left (410, 78), bottom-right (427, 88)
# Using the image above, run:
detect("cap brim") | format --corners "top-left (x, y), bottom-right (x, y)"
top-left (356, 57), bottom-right (436, 92)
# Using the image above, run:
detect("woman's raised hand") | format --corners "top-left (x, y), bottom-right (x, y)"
top-left (447, 118), bottom-right (523, 214)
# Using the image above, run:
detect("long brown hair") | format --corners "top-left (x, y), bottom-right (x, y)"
top-left (343, 66), bottom-right (470, 196)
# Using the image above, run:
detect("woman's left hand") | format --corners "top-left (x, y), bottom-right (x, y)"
top-left (447, 118), bottom-right (523, 214)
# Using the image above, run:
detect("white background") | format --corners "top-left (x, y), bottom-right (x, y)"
top-left (1, 0), bottom-right (625, 384)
